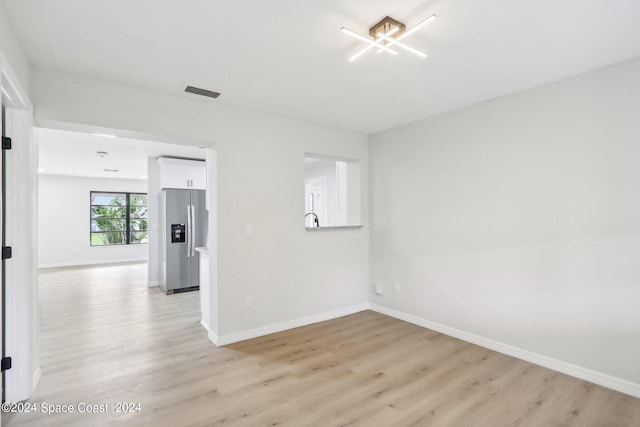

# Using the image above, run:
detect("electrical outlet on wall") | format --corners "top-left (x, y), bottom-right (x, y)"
top-left (245, 296), bottom-right (253, 309)
top-left (394, 283), bottom-right (400, 294)
top-left (374, 283), bottom-right (383, 295)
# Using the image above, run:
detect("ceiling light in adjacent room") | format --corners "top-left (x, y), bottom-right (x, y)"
top-left (1, 87), bottom-right (13, 102)
top-left (341, 14), bottom-right (436, 62)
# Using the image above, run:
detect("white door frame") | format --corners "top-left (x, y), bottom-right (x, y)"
top-left (1, 52), bottom-right (39, 404)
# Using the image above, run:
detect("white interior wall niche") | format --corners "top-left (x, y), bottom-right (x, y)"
top-left (304, 153), bottom-right (361, 228)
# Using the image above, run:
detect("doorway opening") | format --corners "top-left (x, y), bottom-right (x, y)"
top-left (33, 126), bottom-right (215, 404)
top-left (305, 176), bottom-right (327, 227)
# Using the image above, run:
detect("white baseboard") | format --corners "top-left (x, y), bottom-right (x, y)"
top-left (200, 320), bottom-right (220, 346)
top-left (369, 303), bottom-right (640, 399)
top-left (214, 303), bottom-right (370, 346)
top-left (39, 258), bottom-right (147, 269)
top-left (209, 331), bottom-right (220, 346)
top-left (148, 280), bottom-right (160, 287)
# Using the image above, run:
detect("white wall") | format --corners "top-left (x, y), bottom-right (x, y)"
top-left (346, 161), bottom-right (361, 226)
top-left (0, 2), bottom-right (30, 94)
top-left (32, 67), bottom-right (369, 341)
top-left (147, 157), bottom-right (161, 285)
top-left (38, 175), bottom-right (148, 268)
top-left (215, 124), bottom-right (368, 339)
top-left (369, 58), bottom-right (640, 390)
top-left (206, 149), bottom-right (218, 334)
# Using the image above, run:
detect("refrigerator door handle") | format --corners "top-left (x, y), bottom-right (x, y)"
top-left (190, 205), bottom-right (196, 257)
top-left (186, 205), bottom-right (192, 258)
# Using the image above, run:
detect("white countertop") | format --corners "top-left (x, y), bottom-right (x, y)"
top-left (305, 225), bottom-right (363, 231)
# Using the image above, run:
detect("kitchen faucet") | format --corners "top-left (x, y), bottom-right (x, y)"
top-left (305, 212), bottom-right (320, 227)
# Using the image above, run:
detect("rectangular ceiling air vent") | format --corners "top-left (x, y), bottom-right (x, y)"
top-left (185, 85), bottom-right (221, 99)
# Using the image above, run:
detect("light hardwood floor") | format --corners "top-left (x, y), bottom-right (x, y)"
top-left (3, 263), bottom-right (639, 426)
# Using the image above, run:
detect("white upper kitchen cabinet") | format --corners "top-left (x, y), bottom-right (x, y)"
top-left (157, 157), bottom-right (206, 190)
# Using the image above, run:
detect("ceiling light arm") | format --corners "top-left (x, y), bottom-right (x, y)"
top-left (348, 27), bottom-right (399, 62)
top-left (340, 27), bottom-right (398, 55)
top-left (376, 34), bottom-right (427, 58)
top-left (348, 44), bottom-right (375, 62)
top-left (397, 14), bottom-right (437, 42)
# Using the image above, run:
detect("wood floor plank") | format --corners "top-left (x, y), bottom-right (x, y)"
top-left (2, 263), bottom-right (639, 427)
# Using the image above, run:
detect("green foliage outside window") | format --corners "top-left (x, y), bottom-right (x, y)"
top-left (90, 192), bottom-right (148, 246)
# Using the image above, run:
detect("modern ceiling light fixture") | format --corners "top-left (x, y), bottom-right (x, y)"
top-left (341, 14), bottom-right (437, 62)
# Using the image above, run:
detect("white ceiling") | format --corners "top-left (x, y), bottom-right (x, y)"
top-left (38, 128), bottom-right (205, 180)
top-left (4, 0), bottom-right (640, 134)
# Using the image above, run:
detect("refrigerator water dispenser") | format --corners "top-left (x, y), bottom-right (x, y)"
top-left (171, 224), bottom-right (186, 243)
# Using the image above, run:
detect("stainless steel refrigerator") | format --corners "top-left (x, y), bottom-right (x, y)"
top-left (159, 189), bottom-right (207, 294)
